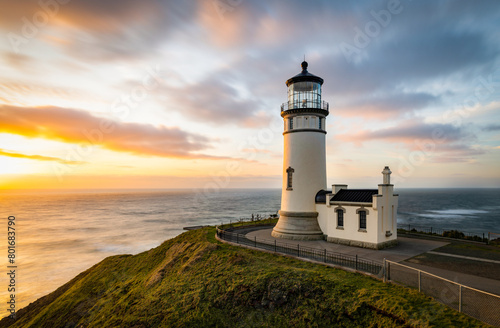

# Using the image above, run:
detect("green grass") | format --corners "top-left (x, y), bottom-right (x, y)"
top-left (434, 243), bottom-right (500, 261)
top-left (0, 227), bottom-right (492, 328)
top-left (218, 217), bottom-right (278, 230)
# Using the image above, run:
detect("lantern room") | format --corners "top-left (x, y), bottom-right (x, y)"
top-left (282, 61), bottom-right (328, 112)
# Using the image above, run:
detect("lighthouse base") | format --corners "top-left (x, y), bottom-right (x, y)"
top-left (272, 210), bottom-right (324, 240)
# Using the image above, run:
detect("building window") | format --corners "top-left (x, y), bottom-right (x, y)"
top-left (319, 118), bottom-right (322, 130)
top-left (336, 209), bottom-right (343, 228)
top-left (286, 166), bottom-right (294, 190)
top-left (289, 118), bottom-right (293, 130)
top-left (359, 210), bottom-right (367, 230)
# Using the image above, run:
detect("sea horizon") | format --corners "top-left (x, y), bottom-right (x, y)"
top-left (2, 186), bottom-right (499, 194)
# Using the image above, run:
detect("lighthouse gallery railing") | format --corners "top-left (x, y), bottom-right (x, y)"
top-left (281, 100), bottom-right (329, 112)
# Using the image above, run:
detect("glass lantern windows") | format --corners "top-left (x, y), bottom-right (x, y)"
top-left (287, 82), bottom-right (321, 109)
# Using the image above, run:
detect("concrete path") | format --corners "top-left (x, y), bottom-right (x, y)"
top-left (245, 228), bottom-right (448, 263)
top-left (244, 227), bottom-right (500, 296)
top-left (427, 251), bottom-right (500, 264)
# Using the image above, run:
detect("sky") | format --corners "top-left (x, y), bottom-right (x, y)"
top-left (0, 0), bottom-right (499, 190)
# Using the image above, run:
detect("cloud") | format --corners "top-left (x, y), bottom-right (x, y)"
top-left (3, 52), bottom-right (32, 69)
top-left (0, 81), bottom-right (79, 105)
top-left (241, 148), bottom-right (272, 153)
top-left (0, 0), bottom-right (199, 60)
top-left (0, 105), bottom-right (224, 159)
top-left (337, 118), bottom-right (486, 163)
top-left (0, 148), bottom-right (85, 164)
top-left (427, 144), bottom-right (485, 163)
top-left (165, 76), bottom-right (270, 127)
top-left (337, 120), bottom-right (469, 145)
top-left (336, 92), bottom-right (439, 119)
top-left (483, 124), bottom-right (500, 132)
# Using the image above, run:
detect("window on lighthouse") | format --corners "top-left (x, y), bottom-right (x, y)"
top-left (289, 118), bottom-right (293, 130)
top-left (286, 167), bottom-right (294, 190)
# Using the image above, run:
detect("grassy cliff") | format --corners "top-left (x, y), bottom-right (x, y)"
top-left (0, 227), bottom-right (490, 328)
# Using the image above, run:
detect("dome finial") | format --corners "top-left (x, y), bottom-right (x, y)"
top-left (301, 60), bottom-right (308, 71)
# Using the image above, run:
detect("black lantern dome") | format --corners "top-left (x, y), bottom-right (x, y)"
top-left (286, 61), bottom-right (324, 86)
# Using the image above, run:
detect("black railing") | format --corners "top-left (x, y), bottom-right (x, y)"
top-left (281, 100), bottom-right (329, 112)
top-left (397, 224), bottom-right (488, 243)
top-left (216, 227), bottom-right (382, 275)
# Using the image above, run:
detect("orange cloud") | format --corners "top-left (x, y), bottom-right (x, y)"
top-left (0, 148), bottom-right (85, 164)
top-left (0, 105), bottom-right (225, 159)
top-left (241, 148), bottom-right (272, 154)
top-left (0, 174), bottom-right (281, 190)
top-left (0, 1), bottom-right (162, 32)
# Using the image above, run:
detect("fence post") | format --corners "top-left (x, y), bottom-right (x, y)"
top-left (274, 239), bottom-right (277, 252)
top-left (418, 271), bottom-right (421, 292)
top-left (324, 249), bottom-right (327, 263)
top-left (387, 262), bottom-right (391, 281)
top-left (355, 255), bottom-right (358, 271)
top-left (254, 236), bottom-right (257, 247)
top-left (383, 259), bottom-right (386, 283)
top-left (459, 285), bottom-right (462, 312)
top-left (236, 233), bottom-right (238, 244)
top-left (297, 244), bottom-right (300, 257)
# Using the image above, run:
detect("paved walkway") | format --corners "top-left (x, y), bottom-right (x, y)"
top-left (427, 251), bottom-right (500, 264)
top-left (244, 228), bottom-right (500, 296)
top-left (246, 228), bottom-right (448, 263)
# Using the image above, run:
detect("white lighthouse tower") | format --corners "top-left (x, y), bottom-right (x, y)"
top-left (272, 61), bottom-right (329, 240)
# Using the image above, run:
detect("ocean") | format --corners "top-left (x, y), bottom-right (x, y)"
top-left (0, 188), bottom-right (499, 317)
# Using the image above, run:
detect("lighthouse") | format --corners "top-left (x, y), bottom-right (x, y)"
top-left (272, 61), bottom-right (329, 240)
top-left (272, 61), bottom-right (399, 248)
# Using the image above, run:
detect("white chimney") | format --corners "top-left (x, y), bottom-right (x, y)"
top-left (332, 184), bottom-right (348, 194)
top-left (382, 166), bottom-right (392, 184)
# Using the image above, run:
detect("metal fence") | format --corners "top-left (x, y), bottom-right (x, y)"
top-left (489, 232), bottom-right (500, 245)
top-left (216, 226), bottom-right (382, 275)
top-left (397, 224), bottom-right (489, 243)
top-left (384, 260), bottom-right (500, 327)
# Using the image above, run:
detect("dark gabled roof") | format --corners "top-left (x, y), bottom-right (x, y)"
top-left (315, 189), bottom-right (379, 204)
top-left (331, 189), bottom-right (378, 203)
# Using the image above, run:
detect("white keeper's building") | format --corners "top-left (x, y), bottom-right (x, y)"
top-left (272, 61), bottom-right (399, 249)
